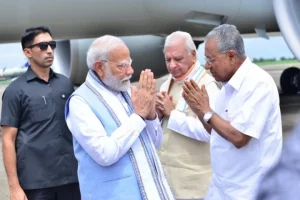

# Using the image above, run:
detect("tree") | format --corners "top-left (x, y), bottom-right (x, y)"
top-left (280, 56), bottom-right (286, 61)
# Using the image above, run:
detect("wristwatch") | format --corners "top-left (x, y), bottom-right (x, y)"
top-left (203, 110), bottom-right (215, 124)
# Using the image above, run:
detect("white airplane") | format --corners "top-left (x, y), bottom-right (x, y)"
top-left (0, 0), bottom-right (299, 93)
top-left (0, 62), bottom-right (29, 79)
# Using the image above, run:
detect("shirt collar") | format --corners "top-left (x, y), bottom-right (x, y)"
top-left (227, 57), bottom-right (251, 91)
top-left (25, 66), bottom-right (57, 82)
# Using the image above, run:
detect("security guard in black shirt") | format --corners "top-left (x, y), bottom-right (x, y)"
top-left (1, 26), bottom-right (80, 200)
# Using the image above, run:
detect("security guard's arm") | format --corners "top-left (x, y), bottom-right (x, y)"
top-left (1, 86), bottom-right (27, 200)
top-left (2, 126), bottom-right (28, 200)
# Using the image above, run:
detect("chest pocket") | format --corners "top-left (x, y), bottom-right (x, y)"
top-left (28, 96), bottom-right (52, 123)
top-left (55, 91), bottom-right (72, 119)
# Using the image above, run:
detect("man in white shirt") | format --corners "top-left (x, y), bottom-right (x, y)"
top-left (182, 24), bottom-right (282, 200)
top-left (65, 35), bottom-right (174, 200)
top-left (156, 31), bottom-right (220, 200)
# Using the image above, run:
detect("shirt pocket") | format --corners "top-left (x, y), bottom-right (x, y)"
top-left (55, 91), bottom-right (72, 119)
top-left (28, 96), bottom-right (52, 123)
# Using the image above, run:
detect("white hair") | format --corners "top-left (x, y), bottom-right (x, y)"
top-left (86, 35), bottom-right (126, 70)
top-left (205, 24), bottom-right (245, 57)
top-left (163, 31), bottom-right (198, 59)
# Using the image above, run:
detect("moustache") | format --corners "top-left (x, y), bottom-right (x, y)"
top-left (122, 75), bottom-right (132, 82)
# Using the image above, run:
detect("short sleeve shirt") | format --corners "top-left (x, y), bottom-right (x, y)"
top-left (1, 67), bottom-right (78, 190)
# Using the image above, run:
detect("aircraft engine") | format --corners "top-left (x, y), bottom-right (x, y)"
top-left (52, 35), bottom-right (168, 86)
top-left (274, 0), bottom-right (300, 94)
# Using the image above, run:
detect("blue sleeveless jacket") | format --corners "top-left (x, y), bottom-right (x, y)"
top-left (65, 83), bottom-right (142, 200)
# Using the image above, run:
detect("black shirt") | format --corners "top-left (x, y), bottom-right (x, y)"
top-left (0, 67), bottom-right (78, 190)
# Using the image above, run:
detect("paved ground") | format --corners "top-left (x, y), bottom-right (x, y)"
top-left (0, 73), bottom-right (300, 199)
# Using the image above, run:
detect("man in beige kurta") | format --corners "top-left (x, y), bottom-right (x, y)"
top-left (156, 31), bottom-right (220, 200)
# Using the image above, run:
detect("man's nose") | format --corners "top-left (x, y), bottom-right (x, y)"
top-left (46, 45), bottom-right (54, 53)
top-left (126, 64), bottom-right (134, 75)
top-left (204, 62), bottom-right (211, 70)
top-left (169, 60), bottom-right (177, 69)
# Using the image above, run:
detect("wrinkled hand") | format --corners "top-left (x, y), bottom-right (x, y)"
top-left (10, 185), bottom-right (28, 200)
top-left (156, 91), bottom-right (175, 118)
top-left (155, 92), bottom-right (164, 120)
top-left (182, 80), bottom-right (211, 118)
top-left (131, 69), bottom-right (156, 119)
top-left (147, 78), bottom-right (157, 120)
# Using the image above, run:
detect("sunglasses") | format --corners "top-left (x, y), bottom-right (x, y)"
top-left (27, 41), bottom-right (57, 51)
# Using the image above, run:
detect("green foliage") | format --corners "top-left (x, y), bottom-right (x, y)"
top-left (0, 80), bottom-right (12, 85)
top-left (252, 57), bottom-right (299, 66)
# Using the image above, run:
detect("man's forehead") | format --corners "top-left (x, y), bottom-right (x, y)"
top-left (165, 44), bottom-right (187, 56)
top-left (33, 33), bottom-right (52, 43)
top-left (108, 45), bottom-right (130, 59)
top-left (205, 39), bottom-right (217, 49)
top-left (205, 39), bottom-right (217, 55)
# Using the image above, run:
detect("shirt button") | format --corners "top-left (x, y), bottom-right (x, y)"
top-left (53, 99), bottom-right (56, 102)
top-left (47, 84), bottom-right (50, 87)
top-left (56, 117), bottom-right (60, 120)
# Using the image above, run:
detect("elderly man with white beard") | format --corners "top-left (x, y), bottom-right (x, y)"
top-left (64, 35), bottom-right (174, 200)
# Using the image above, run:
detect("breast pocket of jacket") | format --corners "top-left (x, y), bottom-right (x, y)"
top-left (28, 96), bottom-right (52, 123)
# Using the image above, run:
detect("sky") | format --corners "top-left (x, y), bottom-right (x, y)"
top-left (0, 36), bottom-right (295, 69)
top-left (0, 43), bottom-right (26, 69)
top-left (197, 36), bottom-right (294, 65)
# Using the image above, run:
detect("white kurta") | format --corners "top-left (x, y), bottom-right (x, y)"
top-left (205, 58), bottom-right (282, 200)
top-left (66, 82), bottom-right (162, 166)
top-left (65, 71), bottom-right (175, 200)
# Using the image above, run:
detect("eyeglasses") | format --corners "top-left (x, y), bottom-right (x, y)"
top-left (204, 56), bottom-right (218, 65)
top-left (101, 59), bottom-right (133, 69)
top-left (205, 52), bottom-right (228, 65)
top-left (27, 41), bottom-right (57, 51)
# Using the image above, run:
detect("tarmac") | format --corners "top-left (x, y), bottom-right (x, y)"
top-left (0, 73), bottom-right (300, 199)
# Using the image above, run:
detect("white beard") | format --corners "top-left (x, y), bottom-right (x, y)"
top-left (102, 67), bottom-right (131, 92)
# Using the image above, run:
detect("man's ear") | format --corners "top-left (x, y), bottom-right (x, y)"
top-left (191, 50), bottom-right (197, 63)
top-left (23, 48), bottom-right (32, 59)
top-left (94, 61), bottom-right (105, 79)
top-left (228, 50), bottom-right (237, 63)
